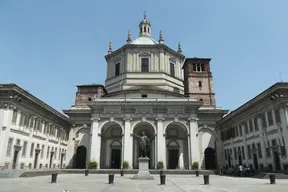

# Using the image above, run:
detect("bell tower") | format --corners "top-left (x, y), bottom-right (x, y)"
top-left (183, 57), bottom-right (216, 106)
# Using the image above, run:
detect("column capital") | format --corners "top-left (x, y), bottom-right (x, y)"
top-left (188, 117), bottom-right (198, 123)
top-left (90, 117), bottom-right (100, 122)
top-left (156, 117), bottom-right (165, 121)
top-left (123, 117), bottom-right (132, 122)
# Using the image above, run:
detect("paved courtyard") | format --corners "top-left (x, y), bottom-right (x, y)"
top-left (0, 174), bottom-right (287, 192)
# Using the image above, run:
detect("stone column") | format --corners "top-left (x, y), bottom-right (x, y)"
top-left (123, 117), bottom-right (133, 168)
top-left (188, 117), bottom-right (200, 166)
top-left (187, 134), bottom-right (192, 169)
top-left (156, 117), bottom-right (165, 168)
top-left (90, 118), bottom-right (101, 167)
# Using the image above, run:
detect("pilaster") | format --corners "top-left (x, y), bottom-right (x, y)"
top-left (123, 117), bottom-right (133, 168)
top-left (188, 117), bottom-right (200, 166)
top-left (90, 117), bottom-right (101, 166)
top-left (156, 117), bottom-right (165, 168)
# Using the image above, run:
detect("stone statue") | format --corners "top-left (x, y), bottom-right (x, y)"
top-left (134, 131), bottom-right (150, 157)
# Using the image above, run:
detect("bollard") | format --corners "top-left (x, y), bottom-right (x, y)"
top-left (269, 174), bottom-right (276, 184)
top-left (108, 174), bottom-right (114, 184)
top-left (203, 174), bottom-right (209, 185)
top-left (120, 169), bottom-right (124, 177)
top-left (160, 174), bottom-right (166, 185)
top-left (195, 170), bottom-right (199, 177)
top-left (51, 173), bottom-right (58, 183)
top-left (85, 169), bottom-right (89, 176)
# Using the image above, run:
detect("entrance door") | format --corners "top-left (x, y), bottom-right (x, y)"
top-left (12, 151), bottom-right (19, 169)
top-left (75, 146), bottom-right (87, 169)
top-left (274, 152), bottom-right (281, 171)
top-left (168, 149), bottom-right (179, 169)
top-left (110, 149), bottom-right (121, 169)
top-left (253, 154), bottom-right (259, 170)
top-left (34, 152), bottom-right (39, 169)
top-left (204, 147), bottom-right (216, 169)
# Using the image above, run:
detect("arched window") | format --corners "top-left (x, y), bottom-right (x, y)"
top-left (198, 81), bottom-right (202, 88)
top-left (144, 26), bottom-right (146, 32)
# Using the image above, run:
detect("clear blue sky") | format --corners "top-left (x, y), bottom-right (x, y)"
top-left (1, 0), bottom-right (287, 113)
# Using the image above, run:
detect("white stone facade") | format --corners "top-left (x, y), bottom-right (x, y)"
top-left (65, 97), bottom-right (225, 170)
top-left (217, 83), bottom-right (288, 172)
top-left (64, 14), bottom-right (228, 170)
top-left (0, 84), bottom-right (72, 171)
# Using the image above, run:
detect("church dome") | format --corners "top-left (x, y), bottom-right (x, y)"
top-left (131, 36), bottom-right (159, 45)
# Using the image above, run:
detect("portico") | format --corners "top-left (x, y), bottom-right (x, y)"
top-left (88, 98), bottom-right (203, 169)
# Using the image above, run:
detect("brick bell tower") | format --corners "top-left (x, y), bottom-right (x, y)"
top-left (183, 57), bottom-right (216, 106)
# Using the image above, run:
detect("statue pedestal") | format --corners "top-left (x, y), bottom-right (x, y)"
top-left (133, 157), bottom-right (154, 180)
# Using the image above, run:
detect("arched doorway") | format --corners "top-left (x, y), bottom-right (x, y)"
top-left (100, 122), bottom-right (123, 169)
top-left (204, 147), bottom-right (216, 169)
top-left (167, 140), bottom-right (180, 169)
top-left (75, 146), bottom-right (87, 169)
top-left (132, 122), bottom-right (156, 169)
top-left (165, 122), bottom-right (189, 169)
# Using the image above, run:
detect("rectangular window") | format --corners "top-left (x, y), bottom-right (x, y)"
top-left (261, 114), bottom-right (267, 128)
top-left (248, 145), bottom-right (252, 159)
top-left (59, 149), bottom-right (61, 160)
top-left (193, 63), bottom-right (205, 72)
top-left (249, 120), bottom-right (254, 133)
top-left (22, 141), bottom-right (27, 157)
top-left (274, 108), bottom-right (281, 124)
top-left (170, 63), bottom-right (175, 76)
top-left (115, 63), bottom-right (120, 76)
top-left (267, 111), bottom-right (274, 126)
top-left (257, 143), bottom-right (262, 158)
top-left (141, 58), bottom-right (149, 72)
top-left (234, 127), bottom-right (238, 137)
top-left (241, 146), bottom-right (245, 160)
top-left (234, 148), bottom-right (237, 160)
top-left (19, 112), bottom-right (24, 126)
top-left (30, 143), bottom-right (34, 157)
top-left (238, 125), bottom-right (243, 136)
top-left (41, 145), bottom-right (44, 158)
top-left (244, 122), bottom-right (249, 134)
top-left (6, 138), bottom-right (13, 156)
top-left (46, 146), bottom-right (50, 159)
top-left (253, 118), bottom-right (259, 131)
top-left (12, 110), bottom-right (18, 124)
top-left (23, 113), bottom-right (28, 127)
top-left (54, 148), bottom-right (57, 159)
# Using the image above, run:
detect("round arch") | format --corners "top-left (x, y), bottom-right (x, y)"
top-left (164, 121), bottom-right (189, 135)
top-left (99, 121), bottom-right (124, 135)
top-left (132, 121), bottom-right (156, 169)
top-left (165, 122), bottom-right (189, 170)
top-left (99, 121), bottom-right (123, 169)
top-left (198, 126), bottom-right (217, 140)
top-left (131, 121), bottom-right (156, 134)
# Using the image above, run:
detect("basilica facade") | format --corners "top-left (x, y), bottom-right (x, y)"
top-left (64, 14), bottom-right (228, 170)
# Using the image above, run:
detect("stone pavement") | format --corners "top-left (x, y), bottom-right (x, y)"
top-left (0, 174), bottom-right (287, 192)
